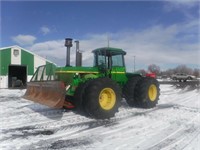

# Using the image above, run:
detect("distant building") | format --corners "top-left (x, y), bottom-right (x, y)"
top-left (0, 45), bottom-right (56, 88)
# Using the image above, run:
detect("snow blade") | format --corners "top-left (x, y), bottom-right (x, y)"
top-left (23, 81), bottom-right (66, 108)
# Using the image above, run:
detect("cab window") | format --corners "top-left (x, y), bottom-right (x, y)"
top-left (112, 55), bottom-right (124, 67)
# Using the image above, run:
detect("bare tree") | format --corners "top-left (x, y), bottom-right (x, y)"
top-left (174, 65), bottom-right (193, 74)
top-left (162, 69), bottom-right (175, 78)
top-left (148, 64), bottom-right (160, 75)
top-left (193, 68), bottom-right (200, 77)
top-left (162, 65), bottom-right (198, 77)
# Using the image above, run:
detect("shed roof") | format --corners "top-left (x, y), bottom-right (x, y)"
top-left (0, 45), bottom-right (56, 65)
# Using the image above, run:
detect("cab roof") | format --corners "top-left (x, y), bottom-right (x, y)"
top-left (92, 47), bottom-right (126, 56)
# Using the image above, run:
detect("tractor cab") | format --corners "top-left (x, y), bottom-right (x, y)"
top-left (93, 47), bottom-right (127, 84)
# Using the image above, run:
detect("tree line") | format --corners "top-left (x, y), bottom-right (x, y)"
top-left (137, 64), bottom-right (200, 78)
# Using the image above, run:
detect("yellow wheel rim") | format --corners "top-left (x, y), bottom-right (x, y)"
top-left (99, 88), bottom-right (116, 110)
top-left (148, 84), bottom-right (157, 101)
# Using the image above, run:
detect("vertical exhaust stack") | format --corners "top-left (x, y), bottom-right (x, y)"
top-left (75, 40), bottom-right (79, 67)
top-left (65, 38), bottom-right (73, 66)
top-left (75, 40), bottom-right (82, 67)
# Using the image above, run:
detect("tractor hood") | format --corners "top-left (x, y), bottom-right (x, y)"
top-left (55, 66), bottom-right (100, 84)
top-left (55, 66), bottom-right (99, 74)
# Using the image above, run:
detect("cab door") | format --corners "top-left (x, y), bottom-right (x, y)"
top-left (110, 55), bottom-right (127, 84)
top-left (111, 67), bottom-right (126, 82)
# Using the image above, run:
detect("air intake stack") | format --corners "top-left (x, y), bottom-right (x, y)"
top-left (65, 38), bottom-right (73, 66)
top-left (75, 40), bottom-right (82, 66)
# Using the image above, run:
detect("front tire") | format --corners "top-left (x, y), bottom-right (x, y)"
top-left (83, 78), bottom-right (121, 119)
top-left (73, 80), bottom-right (92, 111)
top-left (134, 77), bottom-right (160, 108)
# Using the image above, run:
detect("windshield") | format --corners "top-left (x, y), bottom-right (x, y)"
top-left (94, 53), bottom-right (124, 68)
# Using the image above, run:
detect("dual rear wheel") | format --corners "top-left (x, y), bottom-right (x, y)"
top-left (74, 76), bottom-right (160, 119)
top-left (123, 77), bottom-right (160, 108)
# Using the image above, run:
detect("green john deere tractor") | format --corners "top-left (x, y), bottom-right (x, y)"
top-left (23, 38), bottom-right (160, 119)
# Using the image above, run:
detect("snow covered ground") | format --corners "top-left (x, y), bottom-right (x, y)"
top-left (0, 83), bottom-right (199, 150)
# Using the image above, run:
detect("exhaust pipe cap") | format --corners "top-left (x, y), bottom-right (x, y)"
top-left (65, 38), bottom-right (73, 47)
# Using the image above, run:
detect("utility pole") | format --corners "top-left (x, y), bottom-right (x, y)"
top-left (107, 35), bottom-right (110, 47)
top-left (134, 56), bottom-right (136, 72)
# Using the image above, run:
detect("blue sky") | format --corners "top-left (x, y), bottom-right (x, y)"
top-left (1, 0), bottom-right (199, 71)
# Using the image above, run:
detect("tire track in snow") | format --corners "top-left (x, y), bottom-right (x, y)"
top-left (15, 106), bottom-right (176, 149)
top-left (2, 102), bottom-right (198, 149)
top-left (1, 85), bottom-right (200, 150)
top-left (146, 114), bottom-right (199, 150)
top-left (2, 107), bottom-right (159, 149)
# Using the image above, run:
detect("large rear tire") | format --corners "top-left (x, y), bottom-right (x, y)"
top-left (123, 76), bottom-right (142, 107)
top-left (83, 78), bottom-right (121, 119)
top-left (134, 77), bottom-right (160, 108)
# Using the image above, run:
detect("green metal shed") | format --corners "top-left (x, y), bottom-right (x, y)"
top-left (0, 45), bottom-right (56, 88)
